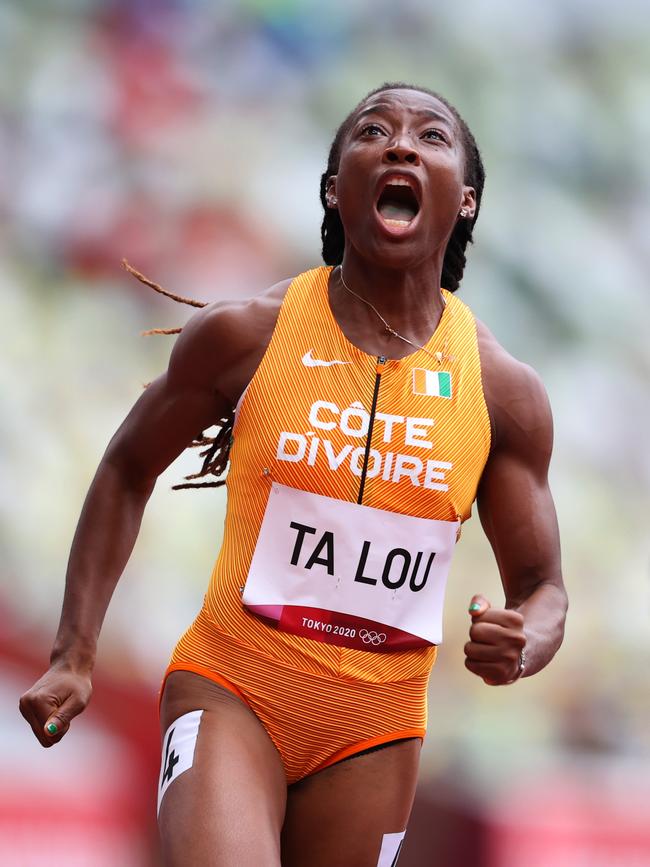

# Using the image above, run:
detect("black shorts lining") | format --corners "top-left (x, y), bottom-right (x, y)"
top-left (336, 736), bottom-right (418, 766)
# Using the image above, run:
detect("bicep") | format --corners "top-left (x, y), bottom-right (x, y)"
top-left (103, 372), bottom-right (228, 486)
top-left (102, 308), bottom-right (231, 486)
top-left (98, 280), bottom-right (286, 488)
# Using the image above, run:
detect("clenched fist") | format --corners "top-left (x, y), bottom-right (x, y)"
top-left (464, 594), bottom-right (526, 685)
top-left (19, 663), bottom-right (93, 747)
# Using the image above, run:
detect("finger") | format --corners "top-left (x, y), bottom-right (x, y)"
top-left (464, 640), bottom-right (507, 662)
top-left (465, 652), bottom-right (522, 685)
top-left (464, 641), bottom-right (522, 676)
top-left (18, 688), bottom-right (57, 734)
top-left (464, 658), bottom-right (506, 684)
top-left (469, 617), bottom-right (526, 645)
top-left (43, 692), bottom-right (87, 743)
top-left (19, 696), bottom-right (47, 746)
top-left (468, 594), bottom-right (491, 618)
top-left (472, 607), bottom-right (525, 629)
top-left (19, 692), bottom-right (61, 748)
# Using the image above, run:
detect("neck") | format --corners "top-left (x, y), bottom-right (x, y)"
top-left (338, 251), bottom-right (446, 343)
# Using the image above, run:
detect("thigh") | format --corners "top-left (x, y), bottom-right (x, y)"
top-left (281, 738), bottom-right (421, 867)
top-left (158, 670), bottom-right (287, 867)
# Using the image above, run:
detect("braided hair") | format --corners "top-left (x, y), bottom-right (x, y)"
top-left (320, 82), bottom-right (485, 293)
top-left (123, 259), bottom-right (234, 491)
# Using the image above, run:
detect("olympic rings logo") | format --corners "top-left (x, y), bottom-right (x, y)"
top-left (359, 629), bottom-right (387, 646)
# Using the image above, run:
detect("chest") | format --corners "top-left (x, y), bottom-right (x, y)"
top-left (234, 350), bottom-right (480, 520)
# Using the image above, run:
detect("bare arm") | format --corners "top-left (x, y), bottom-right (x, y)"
top-left (464, 328), bottom-right (567, 685)
top-left (19, 282), bottom-right (289, 745)
top-left (51, 374), bottom-right (229, 672)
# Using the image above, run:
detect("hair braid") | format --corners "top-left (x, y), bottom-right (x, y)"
top-left (440, 223), bottom-right (470, 293)
top-left (123, 259), bottom-right (234, 491)
top-left (320, 168), bottom-right (346, 265)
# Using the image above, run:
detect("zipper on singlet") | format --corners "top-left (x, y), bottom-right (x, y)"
top-left (357, 355), bottom-right (386, 505)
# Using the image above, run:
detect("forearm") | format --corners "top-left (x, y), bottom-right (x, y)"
top-left (50, 459), bottom-right (155, 671)
top-left (509, 581), bottom-right (567, 677)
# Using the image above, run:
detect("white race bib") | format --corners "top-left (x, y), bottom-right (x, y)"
top-left (242, 483), bottom-right (459, 652)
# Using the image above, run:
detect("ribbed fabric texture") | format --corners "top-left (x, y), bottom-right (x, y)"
top-left (167, 265), bottom-right (491, 779)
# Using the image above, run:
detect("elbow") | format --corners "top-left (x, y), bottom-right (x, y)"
top-left (100, 448), bottom-right (158, 499)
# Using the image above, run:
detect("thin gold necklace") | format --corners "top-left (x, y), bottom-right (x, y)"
top-left (337, 265), bottom-right (451, 364)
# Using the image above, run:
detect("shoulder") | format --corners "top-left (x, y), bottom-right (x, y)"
top-left (475, 319), bottom-right (553, 464)
top-left (167, 276), bottom-right (293, 404)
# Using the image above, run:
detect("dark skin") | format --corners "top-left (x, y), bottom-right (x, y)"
top-left (20, 89), bottom-right (567, 866)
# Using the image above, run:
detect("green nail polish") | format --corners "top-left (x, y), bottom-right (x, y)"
top-left (469, 603), bottom-right (481, 612)
top-left (46, 723), bottom-right (58, 735)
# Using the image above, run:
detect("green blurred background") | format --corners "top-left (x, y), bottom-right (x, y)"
top-left (1, 0), bottom-right (649, 864)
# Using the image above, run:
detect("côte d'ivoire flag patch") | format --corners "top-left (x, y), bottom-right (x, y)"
top-left (412, 368), bottom-right (452, 398)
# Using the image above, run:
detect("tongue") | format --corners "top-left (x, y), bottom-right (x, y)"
top-left (378, 201), bottom-right (417, 222)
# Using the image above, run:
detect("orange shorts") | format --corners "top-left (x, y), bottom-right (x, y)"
top-left (160, 625), bottom-right (427, 785)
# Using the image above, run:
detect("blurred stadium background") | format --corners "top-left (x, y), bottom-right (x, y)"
top-left (1, 0), bottom-right (649, 864)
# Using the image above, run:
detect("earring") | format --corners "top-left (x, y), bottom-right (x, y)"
top-left (327, 195), bottom-right (338, 207)
top-left (459, 209), bottom-right (467, 218)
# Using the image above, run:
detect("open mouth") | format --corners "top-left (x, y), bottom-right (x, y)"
top-left (376, 179), bottom-right (420, 228)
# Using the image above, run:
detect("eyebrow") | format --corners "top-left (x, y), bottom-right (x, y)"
top-left (355, 102), bottom-right (456, 131)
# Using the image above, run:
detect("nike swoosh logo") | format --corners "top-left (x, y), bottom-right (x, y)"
top-left (301, 349), bottom-right (351, 367)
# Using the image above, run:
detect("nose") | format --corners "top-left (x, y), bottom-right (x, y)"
top-left (382, 134), bottom-right (420, 165)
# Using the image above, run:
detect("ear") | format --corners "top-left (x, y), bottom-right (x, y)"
top-left (460, 185), bottom-right (476, 220)
top-left (326, 175), bottom-right (338, 208)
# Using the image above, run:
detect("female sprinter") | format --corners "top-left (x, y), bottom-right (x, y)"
top-left (20, 83), bottom-right (567, 866)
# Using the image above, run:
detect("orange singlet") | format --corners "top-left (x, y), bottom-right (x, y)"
top-left (163, 265), bottom-right (491, 783)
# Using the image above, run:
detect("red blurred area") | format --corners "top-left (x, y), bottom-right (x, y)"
top-left (1, 604), bottom-right (161, 865)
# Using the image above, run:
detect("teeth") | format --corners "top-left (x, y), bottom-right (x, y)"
top-left (384, 218), bottom-right (411, 227)
top-left (387, 179), bottom-right (411, 187)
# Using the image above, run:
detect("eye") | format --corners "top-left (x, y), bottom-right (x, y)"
top-left (422, 128), bottom-right (448, 143)
top-left (360, 123), bottom-right (386, 137)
